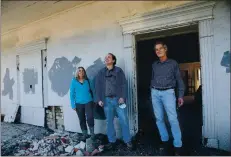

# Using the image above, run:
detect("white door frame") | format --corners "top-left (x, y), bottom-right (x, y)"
top-left (119, 1), bottom-right (218, 148)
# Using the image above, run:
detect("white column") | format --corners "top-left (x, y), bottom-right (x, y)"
top-left (123, 33), bottom-right (138, 136)
top-left (199, 19), bottom-right (218, 148)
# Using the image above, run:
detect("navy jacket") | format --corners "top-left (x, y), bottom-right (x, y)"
top-left (95, 66), bottom-right (127, 103)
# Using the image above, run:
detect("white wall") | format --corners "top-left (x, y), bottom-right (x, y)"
top-left (2, 0), bottom-right (191, 135)
top-left (1, 1), bottom-right (230, 151)
top-left (213, 1), bottom-right (230, 151)
top-left (1, 50), bottom-right (18, 115)
top-left (46, 24), bottom-right (125, 134)
top-left (47, 24), bottom-right (124, 107)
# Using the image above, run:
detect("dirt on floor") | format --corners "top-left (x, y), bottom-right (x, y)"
top-left (1, 122), bottom-right (230, 156)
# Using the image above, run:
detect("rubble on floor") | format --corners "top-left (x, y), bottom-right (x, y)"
top-left (6, 132), bottom-right (106, 156)
top-left (1, 122), bottom-right (107, 156)
top-left (1, 122), bottom-right (229, 156)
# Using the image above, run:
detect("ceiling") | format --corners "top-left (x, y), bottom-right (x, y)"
top-left (1, 1), bottom-right (93, 34)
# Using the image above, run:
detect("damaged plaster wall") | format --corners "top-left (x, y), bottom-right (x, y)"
top-left (22, 68), bottom-right (38, 94)
top-left (48, 56), bottom-right (81, 97)
top-left (19, 51), bottom-right (43, 108)
top-left (46, 26), bottom-right (124, 135)
top-left (2, 1), bottom-right (230, 149)
top-left (2, 68), bottom-right (15, 100)
top-left (1, 52), bottom-right (18, 116)
top-left (213, 1), bottom-right (230, 151)
top-left (19, 50), bottom-right (45, 126)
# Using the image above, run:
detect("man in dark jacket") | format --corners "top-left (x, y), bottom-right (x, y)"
top-left (95, 53), bottom-right (133, 150)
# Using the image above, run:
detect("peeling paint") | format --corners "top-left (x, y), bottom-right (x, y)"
top-left (22, 68), bottom-right (38, 94)
top-left (48, 56), bottom-right (81, 97)
top-left (2, 68), bottom-right (15, 100)
top-left (220, 51), bottom-right (230, 73)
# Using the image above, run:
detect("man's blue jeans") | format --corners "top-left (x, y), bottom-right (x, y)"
top-left (151, 88), bottom-right (182, 147)
top-left (103, 97), bottom-right (131, 143)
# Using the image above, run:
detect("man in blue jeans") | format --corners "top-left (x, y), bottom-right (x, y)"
top-left (95, 53), bottom-right (133, 150)
top-left (151, 41), bottom-right (185, 155)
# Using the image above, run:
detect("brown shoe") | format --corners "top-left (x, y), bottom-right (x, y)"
top-left (126, 141), bottom-right (134, 150)
top-left (174, 147), bottom-right (182, 156)
top-left (159, 141), bottom-right (169, 156)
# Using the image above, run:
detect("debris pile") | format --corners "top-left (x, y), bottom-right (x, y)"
top-left (4, 130), bottom-right (107, 156)
top-left (3, 122), bottom-right (229, 156)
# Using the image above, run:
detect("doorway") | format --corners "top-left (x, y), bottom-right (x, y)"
top-left (135, 25), bottom-right (203, 152)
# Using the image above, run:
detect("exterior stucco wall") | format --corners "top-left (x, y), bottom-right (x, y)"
top-left (1, 1), bottom-right (190, 50)
top-left (213, 1), bottom-right (230, 151)
top-left (1, 1), bottom-right (190, 135)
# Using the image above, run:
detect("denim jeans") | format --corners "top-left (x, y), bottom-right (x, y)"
top-left (151, 88), bottom-right (182, 147)
top-left (103, 97), bottom-right (131, 143)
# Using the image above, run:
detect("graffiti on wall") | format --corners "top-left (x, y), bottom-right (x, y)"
top-left (48, 56), bottom-right (81, 97)
top-left (220, 51), bottom-right (230, 73)
top-left (23, 68), bottom-right (38, 94)
top-left (2, 68), bottom-right (15, 100)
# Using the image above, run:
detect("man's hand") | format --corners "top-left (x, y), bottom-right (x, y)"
top-left (98, 101), bottom-right (104, 107)
top-left (119, 98), bottom-right (124, 104)
top-left (178, 98), bottom-right (184, 107)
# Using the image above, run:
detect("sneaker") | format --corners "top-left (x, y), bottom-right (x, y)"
top-left (174, 147), bottom-right (182, 156)
top-left (126, 141), bottom-right (134, 150)
top-left (159, 141), bottom-right (169, 155)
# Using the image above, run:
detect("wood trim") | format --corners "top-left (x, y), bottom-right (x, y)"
top-left (199, 19), bottom-right (218, 148)
top-left (16, 38), bottom-right (47, 55)
top-left (119, 1), bottom-right (216, 34)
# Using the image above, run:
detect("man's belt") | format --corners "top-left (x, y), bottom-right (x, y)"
top-left (152, 87), bottom-right (174, 91)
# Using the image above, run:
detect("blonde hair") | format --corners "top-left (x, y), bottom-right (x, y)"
top-left (76, 67), bottom-right (87, 80)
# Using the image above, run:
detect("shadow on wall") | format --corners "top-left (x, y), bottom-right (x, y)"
top-left (220, 50), bottom-right (230, 73)
top-left (86, 58), bottom-right (106, 120)
top-left (48, 56), bottom-right (81, 97)
top-left (2, 68), bottom-right (15, 100)
top-left (86, 58), bottom-right (105, 80)
top-left (23, 68), bottom-right (38, 94)
top-left (48, 56), bottom-right (106, 119)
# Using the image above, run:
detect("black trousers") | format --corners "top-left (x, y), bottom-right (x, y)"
top-left (76, 101), bottom-right (94, 131)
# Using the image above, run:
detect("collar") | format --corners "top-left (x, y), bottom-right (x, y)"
top-left (105, 66), bottom-right (115, 71)
top-left (157, 58), bottom-right (170, 64)
top-left (76, 78), bottom-right (86, 84)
